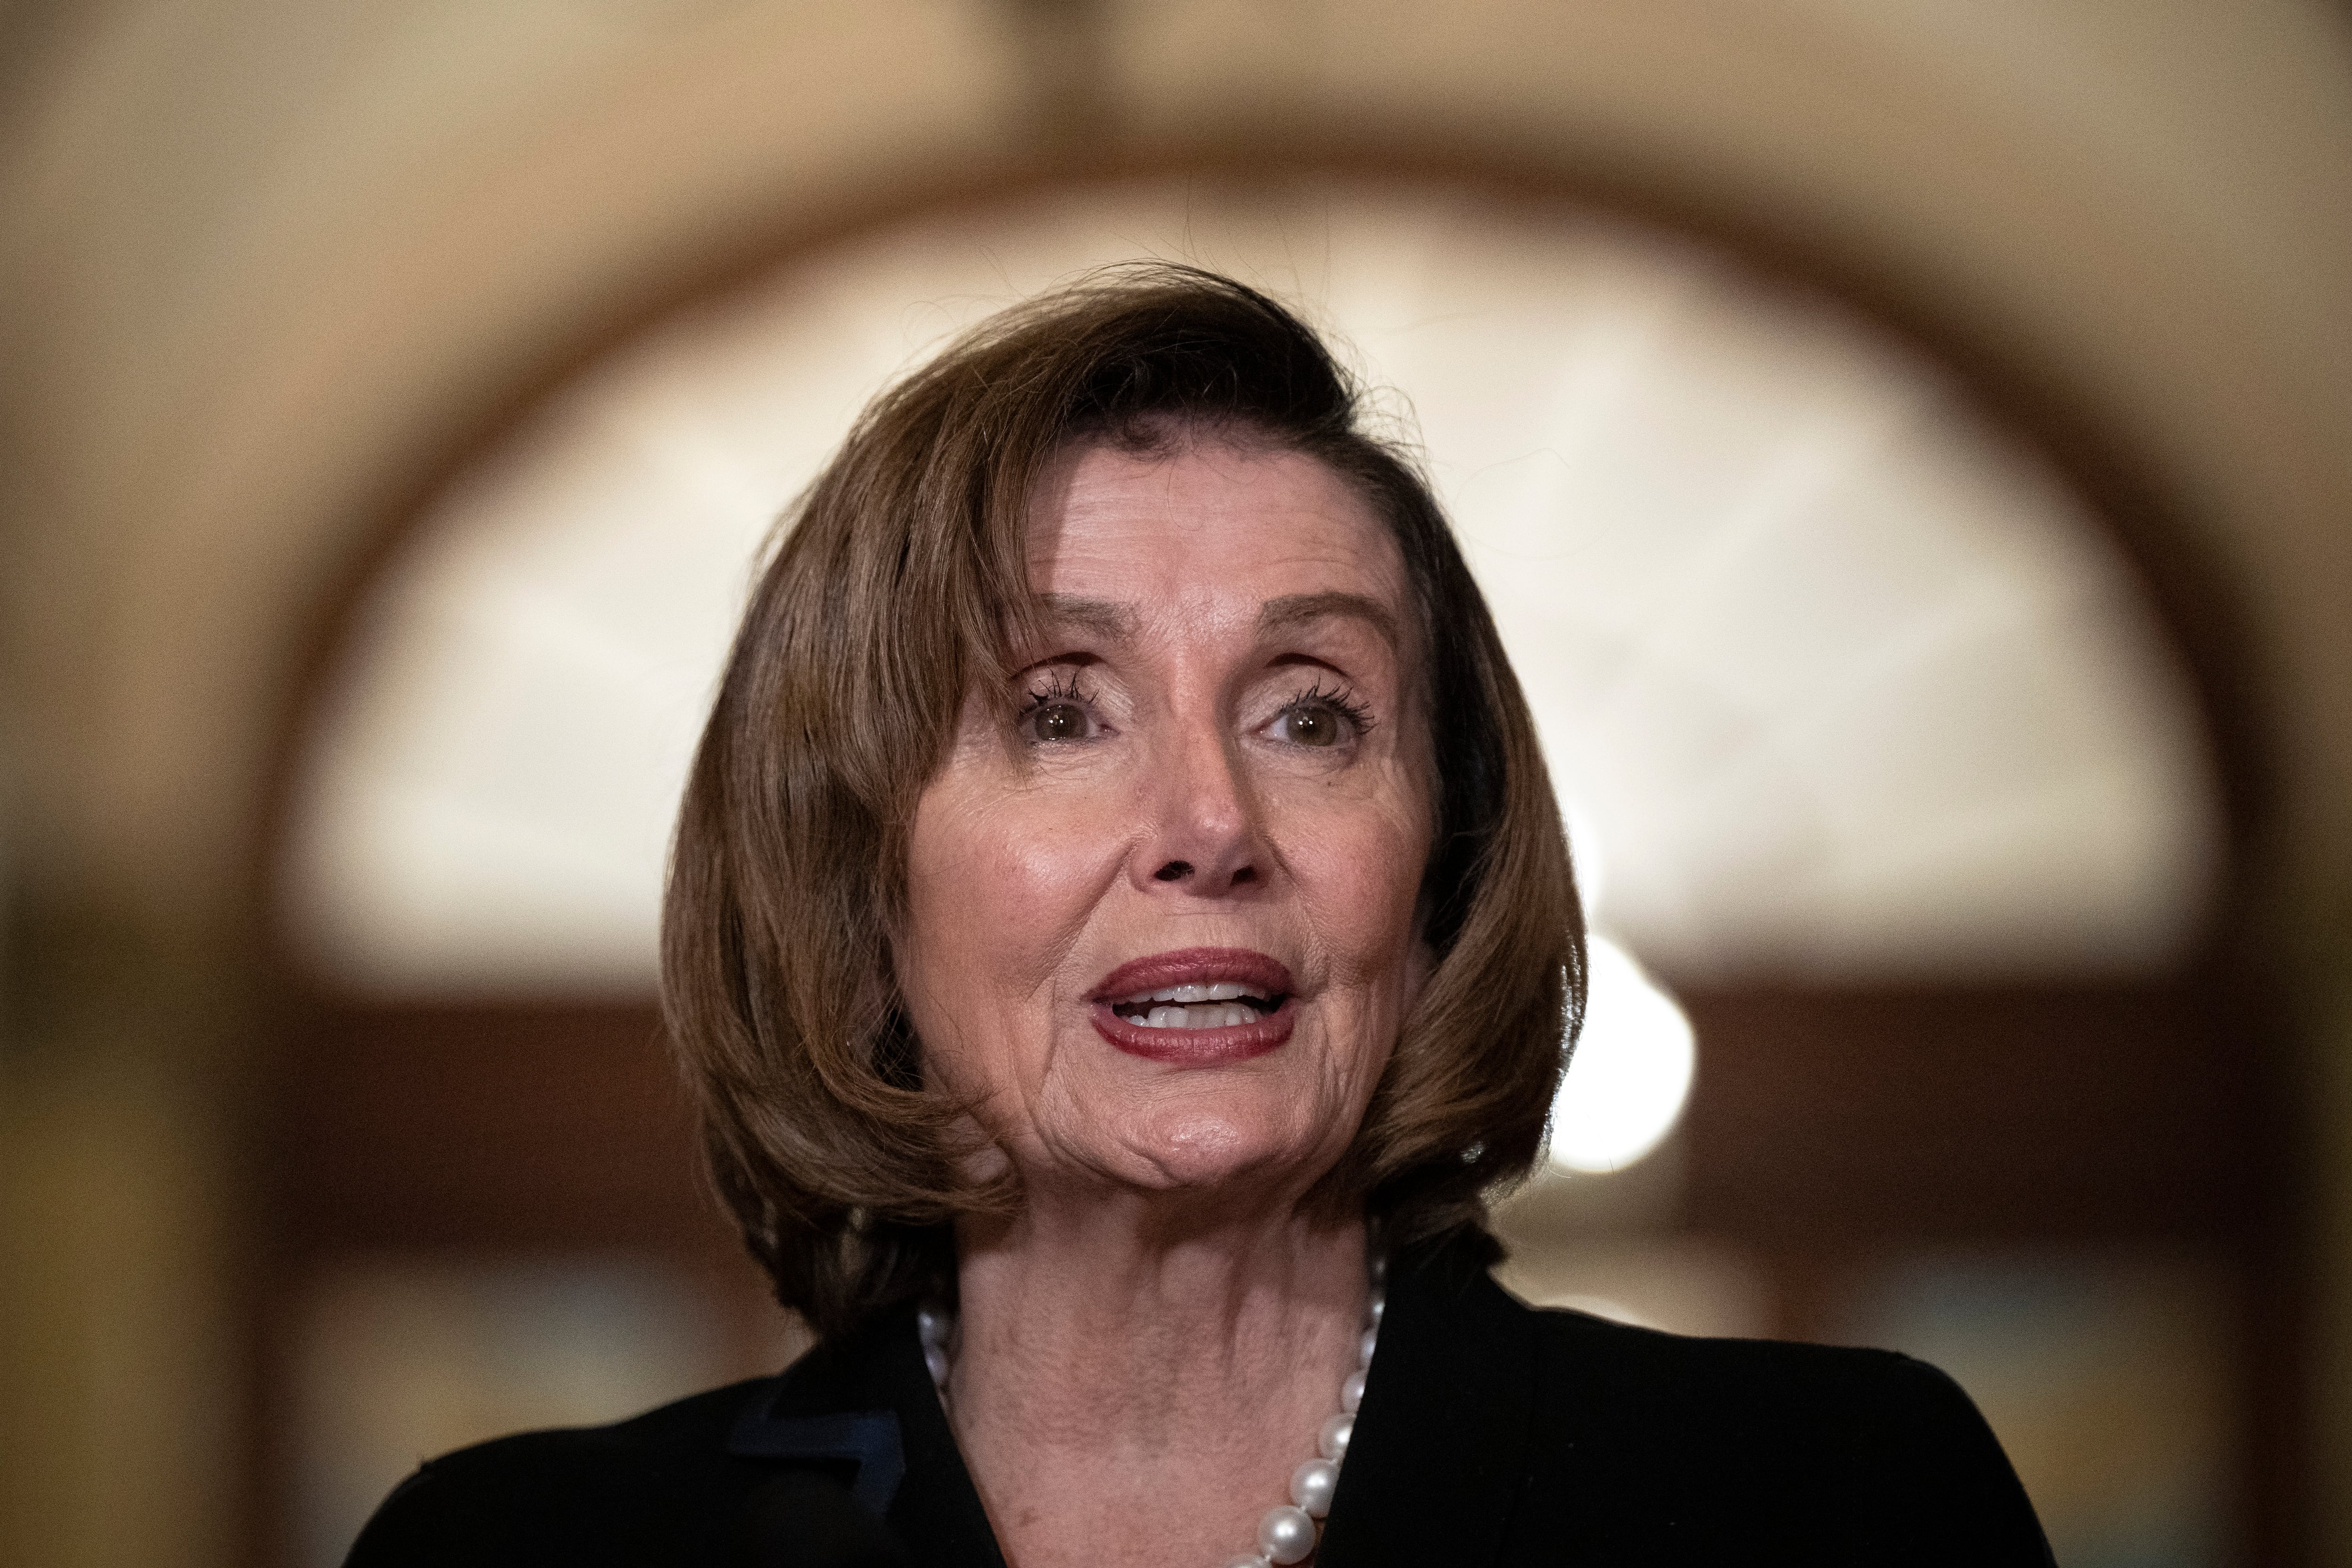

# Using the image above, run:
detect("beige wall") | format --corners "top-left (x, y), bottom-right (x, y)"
top-left (3, 2), bottom-right (2348, 1563)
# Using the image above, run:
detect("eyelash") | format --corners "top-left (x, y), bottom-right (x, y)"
top-left (1021, 670), bottom-right (1093, 711)
top-left (1278, 680), bottom-right (1377, 738)
top-left (1017, 670), bottom-right (1098, 743)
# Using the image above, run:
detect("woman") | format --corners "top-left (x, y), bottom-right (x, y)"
top-left (350, 267), bottom-right (2050, 1567)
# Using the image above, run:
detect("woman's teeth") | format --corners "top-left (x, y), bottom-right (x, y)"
top-left (1111, 982), bottom-right (1278, 1028)
top-left (1138, 1003), bottom-right (1258, 1029)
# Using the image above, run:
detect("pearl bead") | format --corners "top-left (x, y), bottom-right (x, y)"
top-left (1340, 1369), bottom-right (1365, 1413)
top-left (1257, 1504), bottom-right (1317, 1565)
top-left (1318, 1412), bottom-right (1354, 1462)
top-left (1367, 1294), bottom-right (1384, 1325)
top-left (923, 1344), bottom-right (950, 1388)
top-left (917, 1304), bottom-right (949, 1348)
top-left (1290, 1457), bottom-right (1340, 1517)
top-left (1359, 1326), bottom-right (1379, 1365)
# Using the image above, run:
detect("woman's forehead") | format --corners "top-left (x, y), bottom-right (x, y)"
top-left (1023, 440), bottom-right (1408, 619)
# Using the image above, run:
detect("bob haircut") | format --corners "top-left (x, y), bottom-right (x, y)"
top-left (664, 264), bottom-right (1584, 1338)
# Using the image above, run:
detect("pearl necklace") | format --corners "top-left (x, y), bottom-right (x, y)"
top-left (918, 1250), bottom-right (1385, 1567)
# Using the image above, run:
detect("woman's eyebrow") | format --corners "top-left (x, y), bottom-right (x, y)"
top-left (1256, 591), bottom-right (1400, 653)
top-left (1034, 593), bottom-right (1138, 641)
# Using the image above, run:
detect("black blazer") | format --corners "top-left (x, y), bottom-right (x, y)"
top-left (348, 1238), bottom-right (2052, 1566)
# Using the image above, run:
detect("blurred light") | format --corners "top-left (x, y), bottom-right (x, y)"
top-left (283, 178), bottom-right (2221, 994)
top-left (1548, 935), bottom-right (1696, 1174)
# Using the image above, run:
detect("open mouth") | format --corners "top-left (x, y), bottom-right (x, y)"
top-left (1108, 981), bottom-right (1289, 1030)
top-left (1089, 947), bottom-right (1298, 1061)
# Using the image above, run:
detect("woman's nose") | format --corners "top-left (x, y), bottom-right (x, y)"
top-left (1134, 724), bottom-right (1264, 895)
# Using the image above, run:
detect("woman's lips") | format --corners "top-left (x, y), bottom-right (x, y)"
top-left (1091, 947), bottom-right (1295, 1001)
top-left (1091, 996), bottom-right (1296, 1062)
top-left (1089, 947), bottom-right (1298, 1064)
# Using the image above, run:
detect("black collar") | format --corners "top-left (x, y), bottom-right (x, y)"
top-left (730, 1292), bottom-right (1004, 1566)
top-left (1320, 1238), bottom-right (1540, 1566)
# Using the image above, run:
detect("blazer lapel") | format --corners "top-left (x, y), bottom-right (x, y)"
top-left (737, 1306), bottom-right (1008, 1568)
top-left (1317, 1236), bottom-right (1541, 1568)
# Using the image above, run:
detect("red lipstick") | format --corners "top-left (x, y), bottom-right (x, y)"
top-left (1089, 947), bottom-right (1297, 1064)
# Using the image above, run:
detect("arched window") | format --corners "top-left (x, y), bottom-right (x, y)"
top-left (268, 175), bottom-right (2251, 1568)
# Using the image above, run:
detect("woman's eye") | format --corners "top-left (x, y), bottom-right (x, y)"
top-left (1263, 683), bottom-right (1373, 749)
top-left (1027, 701), bottom-right (1090, 742)
top-left (1278, 704), bottom-right (1345, 748)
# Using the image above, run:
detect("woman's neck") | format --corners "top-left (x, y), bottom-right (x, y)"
top-left (946, 1198), bottom-right (1368, 1568)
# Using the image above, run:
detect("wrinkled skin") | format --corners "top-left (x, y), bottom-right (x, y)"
top-left (894, 434), bottom-right (1436, 1568)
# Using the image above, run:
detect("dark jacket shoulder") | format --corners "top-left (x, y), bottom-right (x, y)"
top-left (1322, 1243), bottom-right (2050, 1566)
top-left (346, 1243), bottom-right (2051, 1568)
top-left (346, 1314), bottom-right (970, 1568)
top-left (344, 1378), bottom-right (777, 1568)
top-left (1516, 1302), bottom-right (2053, 1564)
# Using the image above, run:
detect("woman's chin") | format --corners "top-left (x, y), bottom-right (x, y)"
top-left (1095, 1109), bottom-right (1334, 1196)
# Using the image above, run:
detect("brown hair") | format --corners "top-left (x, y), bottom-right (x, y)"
top-left (663, 265), bottom-right (1583, 1337)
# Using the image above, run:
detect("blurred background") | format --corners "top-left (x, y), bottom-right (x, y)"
top-left (1, 2), bottom-right (2347, 1565)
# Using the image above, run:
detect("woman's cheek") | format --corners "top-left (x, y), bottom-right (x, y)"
top-left (919, 764), bottom-right (1105, 933)
top-left (1282, 793), bottom-right (1427, 961)
top-left (993, 788), bottom-right (1128, 931)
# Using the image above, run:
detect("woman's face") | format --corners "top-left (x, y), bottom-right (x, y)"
top-left (898, 436), bottom-right (1436, 1210)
